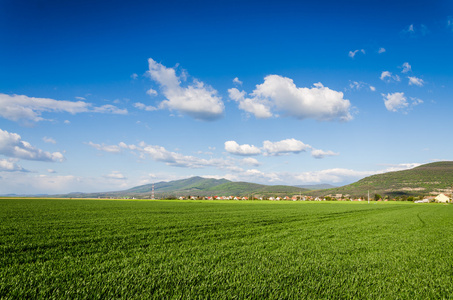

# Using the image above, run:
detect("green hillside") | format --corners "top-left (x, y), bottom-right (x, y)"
top-left (61, 176), bottom-right (309, 198)
top-left (310, 161), bottom-right (453, 198)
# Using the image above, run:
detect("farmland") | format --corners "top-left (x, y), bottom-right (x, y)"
top-left (1, 199), bottom-right (453, 298)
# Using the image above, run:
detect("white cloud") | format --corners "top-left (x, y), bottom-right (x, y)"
top-left (233, 77), bottom-right (243, 85)
top-left (263, 138), bottom-right (311, 156)
top-left (378, 48), bottom-right (386, 54)
top-left (47, 169), bottom-right (57, 173)
top-left (228, 88), bottom-right (273, 119)
top-left (382, 92), bottom-right (408, 112)
top-left (0, 159), bottom-right (27, 172)
top-left (401, 62), bottom-right (412, 73)
top-left (411, 97), bottom-right (423, 106)
top-left (147, 58), bottom-right (224, 121)
top-left (134, 102), bottom-right (158, 111)
top-left (408, 76), bottom-right (424, 86)
top-left (75, 96), bottom-right (86, 100)
top-left (0, 129), bottom-right (65, 162)
top-left (42, 137), bottom-right (56, 144)
top-left (230, 76), bottom-right (352, 122)
top-left (348, 49), bottom-right (365, 58)
top-left (224, 141), bottom-right (261, 156)
top-left (64, 120), bottom-right (71, 124)
top-left (0, 93), bottom-right (127, 122)
top-left (131, 73), bottom-right (138, 80)
top-left (311, 149), bottom-right (339, 159)
top-left (87, 141), bottom-right (122, 153)
top-left (380, 71), bottom-right (400, 82)
top-left (349, 81), bottom-right (376, 92)
top-left (104, 171), bottom-right (127, 180)
top-left (146, 88), bottom-right (158, 96)
top-left (241, 157), bottom-right (261, 166)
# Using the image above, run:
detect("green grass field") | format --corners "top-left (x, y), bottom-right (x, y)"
top-left (1, 199), bottom-right (453, 299)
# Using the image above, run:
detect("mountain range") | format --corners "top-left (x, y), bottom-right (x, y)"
top-left (18, 161), bottom-right (453, 199)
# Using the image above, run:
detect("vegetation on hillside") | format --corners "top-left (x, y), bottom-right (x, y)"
top-left (309, 161), bottom-right (453, 198)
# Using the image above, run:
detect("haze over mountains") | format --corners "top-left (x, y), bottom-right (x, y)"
top-left (42, 161), bottom-right (453, 199)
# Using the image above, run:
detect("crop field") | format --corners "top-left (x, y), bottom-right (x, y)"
top-left (1, 199), bottom-right (453, 299)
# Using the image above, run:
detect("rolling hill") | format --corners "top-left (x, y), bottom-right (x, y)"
top-left (309, 161), bottom-right (453, 198)
top-left (62, 176), bottom-right (309, 198)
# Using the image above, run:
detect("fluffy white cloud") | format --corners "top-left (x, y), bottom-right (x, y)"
top-left (380, 71), bottom-right (401, 82)
top-left (241, 157), bottom-right (261, 166)
top-left (224, 141), bottom-right (262, 156)
top-left (382, 92), bottom-right (408, 112)
top-left (311, 149), bottom-right (339, 159)
top-left (0, 159), bottom-right (27, 172)
top-left (369, 86), bottom-right (376, 92)
top-left (146, 88), bottom-right (158, 96)
top-left (263, 138), bottom-right (311, 156)
top-left (0, 93), bottom-right (127, 122)
top-left (348, 49), bottom-right (365, 58)
top-left (401, 62), bottom-right (412, 73)
top-left (147, 58), bottom-right (224, 121)
top-left (228, 88), bottom-right (273, 118)
top-left (408, 76), bottom-right (424, 86)
top-left (131, 73), bottom-right (138, 80)
top-left (378, 48), bottom-right (386, 54)
top-left (233, 77), bottom-right (243, 85)
top-left (0, 129), bottom-right (65, 162)
top-left (230, 76), bottom-right (352, 121)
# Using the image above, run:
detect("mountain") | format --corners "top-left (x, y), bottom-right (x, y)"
top-left (61, 176), bottom-right (309, 198)
top-left (309, 161), bottom-right (453, 198)
top-left (294, 184), bottom-right (336, 190)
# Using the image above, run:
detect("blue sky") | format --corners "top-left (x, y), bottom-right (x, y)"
top-left (1, 0), bottom-right (452, 194)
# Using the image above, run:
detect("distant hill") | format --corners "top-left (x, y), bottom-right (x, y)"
top-left (309, 161), bottom-right (453, 198)
top-left (294, 184), bottom-right (336, 190)
top-left (61, 176), bottom-right (309, 198)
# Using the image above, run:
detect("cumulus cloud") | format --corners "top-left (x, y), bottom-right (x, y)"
top-left (0, 93), bottom-right (127, 122)
top-left (241, 157), bottom-right (261, 166)
top-left (348, 49), bottom-right (365, 58)
top-left (311, 149), bottom-right (339, 159)
top-left (233, 77), bottom-right (243, 85)
top-left (0, 129), bottom-right (65, 162)
top-left (146, 88), bottom-right (158, 96)
top-left (147, 58), bottom-right (224, 121)
top-left (408, 76), bottom-right (424, 86)
top-left (382, 92), bottom-right (408, 112)
top-left (0, 159), bottom-right (28, 172)
top-left (131, 73), bottom-right (138, 80)
top-left (229, 76), bottom-right (352, 122)
top-left (378, 48), bottom-right (386, 54)
top-left (401, 62), bottom-right (412, 73)
top-left (380, 71), bottom-right (400, 82)
top-left (224, 141), bottom-right (262, 156)
top-left (263, 138), bottom-right (311, 156)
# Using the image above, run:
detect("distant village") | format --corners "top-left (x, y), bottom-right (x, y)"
top-left (116, 193), bottom-right (452, 203)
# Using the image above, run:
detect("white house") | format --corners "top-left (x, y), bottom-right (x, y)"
top-left (435, 193), bottom-right (450, 203)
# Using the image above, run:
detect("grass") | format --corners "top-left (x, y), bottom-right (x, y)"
top-left (1, 199), bottom-right (453, 299)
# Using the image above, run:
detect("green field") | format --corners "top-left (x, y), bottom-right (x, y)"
top-left (1, 199), bottom-right (453, 299)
